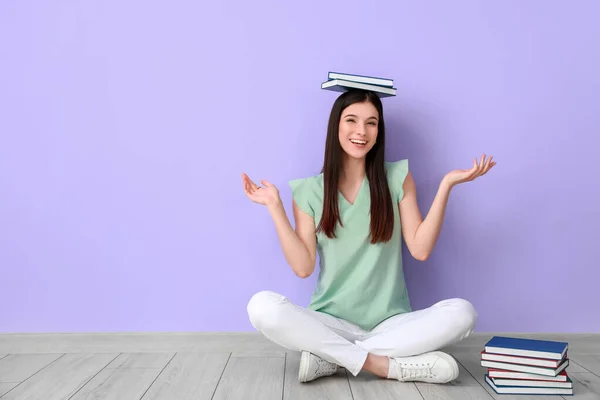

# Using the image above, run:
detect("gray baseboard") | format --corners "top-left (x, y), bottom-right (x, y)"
top-left (0, 332), bottom-right (598, 354)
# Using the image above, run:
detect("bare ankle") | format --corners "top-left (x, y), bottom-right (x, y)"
top-left (361, 353), bottom-right (389, 378)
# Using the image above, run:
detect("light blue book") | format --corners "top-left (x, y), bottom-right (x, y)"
top-left (321, 78), bottom-right (396, 97)
top-left (328, 71), bottom-right (394, 87)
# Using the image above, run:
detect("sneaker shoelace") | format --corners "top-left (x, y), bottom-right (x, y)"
top-left (314, 358), bottom-right (337, 376)
top-left (395, 361), bottom-right (434, 380)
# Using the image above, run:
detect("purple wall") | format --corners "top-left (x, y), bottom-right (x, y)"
top-left (1, 1), bottom-right (599, 334)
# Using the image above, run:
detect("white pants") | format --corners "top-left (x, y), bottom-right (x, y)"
top-left (247, 290), bottom-right (478, 377)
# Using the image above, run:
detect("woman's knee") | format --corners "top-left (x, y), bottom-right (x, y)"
top-left (246, 290), bottom-right (288, 330)
top-left (449, 298), bottom-right (478, 335)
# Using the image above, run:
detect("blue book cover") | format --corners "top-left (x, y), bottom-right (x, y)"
top-left (485, 374), bottom-right (573, 396)
top-left (327, 71), bottom-right (394, 87)
top-left (485, 336), bottom-right (568, 360)
top-left (321, 79), bottom-right (397, 97)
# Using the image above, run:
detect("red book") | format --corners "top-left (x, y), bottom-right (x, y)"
top-left (480, 357), bottom-right (569, 376)
top-left (486, 367), bottom-right (569, 381)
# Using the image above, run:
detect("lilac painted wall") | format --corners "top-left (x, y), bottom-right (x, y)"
top-left (1, 1), bottom-right (599, 333)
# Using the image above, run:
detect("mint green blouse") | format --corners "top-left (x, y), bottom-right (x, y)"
top-left (289, 159), bottom-right (411, 331)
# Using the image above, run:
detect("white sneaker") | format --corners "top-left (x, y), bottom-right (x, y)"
top-left (389, 351), bottom-right (459, 383)
top-left (298, 351), bottom-right (339, 383)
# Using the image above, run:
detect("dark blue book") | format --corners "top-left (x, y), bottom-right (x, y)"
top-left (484, 336), bottom-right (568, 361)
top-left (485, 374), bottom-right (573, 395)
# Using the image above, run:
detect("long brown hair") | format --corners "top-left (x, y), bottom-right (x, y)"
top-left (316, 89), bottom-right (395, 244)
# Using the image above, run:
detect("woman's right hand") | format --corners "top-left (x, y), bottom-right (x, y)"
top-left (242, 173), bottom-right (281, 207)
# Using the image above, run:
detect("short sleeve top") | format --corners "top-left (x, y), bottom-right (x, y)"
top-left (288, 159), bottom-right (411, 331)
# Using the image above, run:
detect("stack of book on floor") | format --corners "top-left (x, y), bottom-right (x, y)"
top-left (321, 71), bottom-right (397, 97)
top-left (481, 336), bottom-right (573, 396)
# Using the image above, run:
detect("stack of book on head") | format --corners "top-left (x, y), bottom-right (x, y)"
top-left (481, 336), bottom-right (573, 396)
top-left (321, 71), bottom-right (397, 97)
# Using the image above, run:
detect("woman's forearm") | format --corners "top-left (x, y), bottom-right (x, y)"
top-left (267, 201), bottom-right (314, 278)
top-left (412, 178), bottom-right (453, 260)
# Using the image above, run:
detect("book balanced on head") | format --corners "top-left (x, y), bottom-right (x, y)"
top-left (321, 71), bottom-right (397, 97)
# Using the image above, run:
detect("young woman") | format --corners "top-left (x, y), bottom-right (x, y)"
top-left (241, 89), bottom-right (495, 384)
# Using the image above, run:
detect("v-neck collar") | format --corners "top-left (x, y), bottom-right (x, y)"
top-left (338, 175), bottom-right (367, 207)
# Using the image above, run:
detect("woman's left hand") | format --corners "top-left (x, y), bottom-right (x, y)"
top-left (443, 154), bottom-right (496, 187)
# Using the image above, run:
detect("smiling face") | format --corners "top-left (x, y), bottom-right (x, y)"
top-left (338, 100), bottom-right (379, 160)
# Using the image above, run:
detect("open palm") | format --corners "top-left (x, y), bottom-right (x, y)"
top-left (445, 154), bottom-right (496, 187)
top-left (242, 173), bottom-right (280, 206)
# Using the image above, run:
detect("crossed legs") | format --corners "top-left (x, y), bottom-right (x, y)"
top-left (246, 290), bottom-right (477, 380)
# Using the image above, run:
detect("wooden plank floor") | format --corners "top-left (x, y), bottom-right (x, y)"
top-left (0, 333), bottom-right (598, 399)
